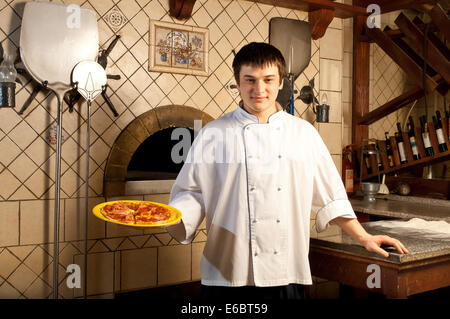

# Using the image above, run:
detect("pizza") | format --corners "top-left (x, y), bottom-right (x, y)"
top-left (100, 201), bottom-right (175, 225)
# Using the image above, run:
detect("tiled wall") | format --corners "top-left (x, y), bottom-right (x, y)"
top-left (0, 0), bottom-right (347, 298)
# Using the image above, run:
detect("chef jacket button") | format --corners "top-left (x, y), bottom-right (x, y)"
top-left (250, 187), bottom-right (256, 191)
top-left (278, 155), bottom-right (282, 159)
top-left (274, 250), bottom-right (278, 255)
top-left (248, 155), bottom-right (253, 159)
top-left (277, 187), bottom-right (282, 191)
top-left (253, 219), bottom-right (257, 223)
top-left (276, 219), bottom-right (280, 223)
top-left (254, 252), bottom-right (258, 257)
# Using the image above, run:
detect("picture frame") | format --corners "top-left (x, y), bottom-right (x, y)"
top-left (149, 20), bottom-right (209, 76)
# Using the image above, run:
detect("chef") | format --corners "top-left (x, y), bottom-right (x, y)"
top-left (166, 42), bottom-right (408, 300)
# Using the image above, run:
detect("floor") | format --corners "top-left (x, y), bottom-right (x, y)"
top-left (114, 281), bottom-right (450, 299)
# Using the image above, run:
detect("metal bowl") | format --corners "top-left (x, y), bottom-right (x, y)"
top-left (360, 182), bottom-right (380, 202)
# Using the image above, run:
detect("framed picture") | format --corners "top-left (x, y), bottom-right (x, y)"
top-left (149, 20), bottom-right (209, 76)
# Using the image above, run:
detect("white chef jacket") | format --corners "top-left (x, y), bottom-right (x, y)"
top-left (166, 104), bottom-right (356, 287)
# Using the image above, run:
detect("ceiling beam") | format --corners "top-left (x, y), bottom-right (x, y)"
top-left (429, 3), bottom-right (450, 42)
top-left (365, 25), bottom-right (438, 92)
top-left (357, 86), bottom-right (424, 125)
top-left (395, 12), bottom-right (450, 85)
top-left (359, 0), bottom-right (438, 14)
top-left (413, 16), bottom-right (450, 61)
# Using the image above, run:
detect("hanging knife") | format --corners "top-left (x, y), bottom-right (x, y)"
top-left (18, 84), bottom-right (42, 115)
top-left (102, 84), bottom-right (119, 117)
top-left (98, 35), bottom-right (121, 69)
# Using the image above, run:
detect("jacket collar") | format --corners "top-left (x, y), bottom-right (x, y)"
top-left (233, 101), bottom-right (285, 126)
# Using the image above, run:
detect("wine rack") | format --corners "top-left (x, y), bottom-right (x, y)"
top-left (356, 117), bottom-right (450, 181)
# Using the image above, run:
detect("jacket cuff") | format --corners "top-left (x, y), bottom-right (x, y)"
top-left (315, 199), bottom-right (356, 233)
top-left (166, 220), bottom-right (190, 244)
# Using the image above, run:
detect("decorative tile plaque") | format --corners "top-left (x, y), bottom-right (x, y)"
top-left (149, 20), bottom-right (209, 76)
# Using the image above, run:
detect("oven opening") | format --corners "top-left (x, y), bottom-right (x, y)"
top-left (126, 127), bottom-right (195, 181)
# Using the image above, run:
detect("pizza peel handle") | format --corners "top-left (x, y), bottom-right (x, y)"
top-left (72, 61), bottom-right (106, 300)
top-left (19, 2), bottom-right (99, 300)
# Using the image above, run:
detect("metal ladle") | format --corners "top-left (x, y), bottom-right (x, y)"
top-left (72, 61), bottom-right (107, 298)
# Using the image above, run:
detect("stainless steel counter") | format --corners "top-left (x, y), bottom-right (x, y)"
top-left (311, 221), bottom-right (450, 263)
top-left (309, 219), bottom-right (450, 298)
top-left (349, 194), bottom-right (450, 222)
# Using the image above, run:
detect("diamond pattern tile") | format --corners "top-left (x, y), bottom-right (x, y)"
top-left (192, 5), bottom-right (212, 28)
top-left (8, 152), bottom-right (38, 183)
top-left (130, 38), bottom-right (149, 66)
top-left (117, 0), bottom-right (141, 21)
top-left (203, 0), bottom-right (223, 19)
top-left (115, 51), bottom-right (141, 78)
top-left (0, 136), bottom-right (21, 167)
top-left (143, 0), bottom-right (166, 21)
top-left (0, 169), bottom-right (21, 199)
top-left (0, 0), bottom-right (325, 201)
top-left (369, 44), bottom-right (407, 139)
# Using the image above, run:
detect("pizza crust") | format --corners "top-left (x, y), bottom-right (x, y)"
top-left (100, 201), bottom-right (174, 225)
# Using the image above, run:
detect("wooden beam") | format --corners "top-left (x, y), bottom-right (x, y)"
top-left (395, 13), bottom-right (450, 85)
top-left (357, 86), bottom-right (424, 125)
top-left (352, 0), bottom-right (370, 146)
top-left (412, 16), bottom-right (450, 61)
top-left (365, 26), bottom-right (438, 92)
top-left (309, 8), bottom-right (335, 40)
top-left (249, 0), bottom-right (367, 19)
top-left (359, 0), bottom-right (438, 14)
top-left (385, 26), bottom-right (438, 77)
top-left (429, 4), bottom-right (450, 43)
top-left (169, 0), bottom-right (197, 19)
top-left (359, 22), bottom-right (438, 42)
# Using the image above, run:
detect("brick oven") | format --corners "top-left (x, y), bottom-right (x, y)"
top-left (104, 105), bottom-right (213, 197)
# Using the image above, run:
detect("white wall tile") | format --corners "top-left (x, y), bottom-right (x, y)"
top-left (320, 28), bottom-right (343, 60)
top-left (320, 59), bottom-right (342, 92)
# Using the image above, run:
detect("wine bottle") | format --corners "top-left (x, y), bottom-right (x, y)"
top-left (385, 132), bottom-right (395, 168)
top-left (363, 150), bottom-right (372, 174)
top-left (420, 116), bottom-right (434, 157)
top-left (407, 116), bottom-right (420, 160)
top-left (375, 142), bottom-right (384, 171)
top-left (435, 111), bottom-right (448, 152)
top-left (396, 123), bottom-right (407, 164)
top-left (446, 110), bottom-right (450, 140)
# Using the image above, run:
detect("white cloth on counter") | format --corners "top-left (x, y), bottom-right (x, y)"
top-left (166, 105), bottom-right (356, 287)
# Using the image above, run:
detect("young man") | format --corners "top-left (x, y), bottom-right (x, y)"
top-left (166, 42), bottom-right (408, 300)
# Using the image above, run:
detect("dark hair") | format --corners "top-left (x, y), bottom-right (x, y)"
top-left (232, 42), bottom-right (286, 85)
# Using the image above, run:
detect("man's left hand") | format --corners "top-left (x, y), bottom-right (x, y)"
top-left (332, 217), bottom-right (409, 258)
top-left (360, 234), bottom-right (409, 258)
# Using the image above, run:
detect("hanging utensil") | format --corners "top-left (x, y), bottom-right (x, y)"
top-left (378, 174), bottom-right (390, 194)
top-left (269, 18), bottom-right (311, 113)
top-left (64, 34), bottom-right (122, 114)
top-left (20, 1), bottom-right (99, 299)
top-left (72, 61), bottom-right (106, 299)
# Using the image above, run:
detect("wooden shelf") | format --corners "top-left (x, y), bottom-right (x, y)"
top-left (356, 117), bottom-right (450, 181)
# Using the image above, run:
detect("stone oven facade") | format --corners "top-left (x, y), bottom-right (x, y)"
top-left (104, 105), bottom-right (214, 197)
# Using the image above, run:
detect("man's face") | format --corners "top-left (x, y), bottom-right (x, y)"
top-left (236, 63), bottom-right (283, 117)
